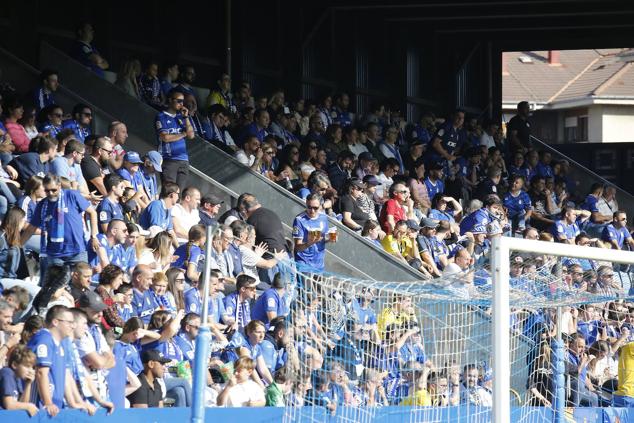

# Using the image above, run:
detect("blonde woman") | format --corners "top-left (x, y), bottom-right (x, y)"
top-left (115, 58), bottom-right (141, 99)
top-left (138, 231), bottom-right (174, 273)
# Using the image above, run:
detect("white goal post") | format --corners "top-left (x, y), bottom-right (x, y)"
top-left (491, 236), bottom-right (634, 423)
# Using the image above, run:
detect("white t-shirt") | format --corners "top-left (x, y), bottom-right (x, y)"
top-left (238, 245), bottom-right (261, 282)
top-left (234, 150), bottom-right (255, 167)
top-left (171, 204), bottom-right (201, 242)
top-left (480, 133), bottom-right (496, 149)
top-left (225, 380), bottom-right (265, 407)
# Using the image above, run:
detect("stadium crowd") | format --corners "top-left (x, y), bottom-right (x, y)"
top-left (0, 21), bottom-right (633, 415)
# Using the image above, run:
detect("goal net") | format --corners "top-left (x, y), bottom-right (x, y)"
top-left (277, 236), bottom-right (634, 423)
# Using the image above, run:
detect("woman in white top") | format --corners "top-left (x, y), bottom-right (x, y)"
top-left (138, 231), bottom-right (174, 273)
top-left (217, 357), bottom-right (265, 407)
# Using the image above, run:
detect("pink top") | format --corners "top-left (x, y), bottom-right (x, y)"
top-left (4, 121), bottom-right (30, 153)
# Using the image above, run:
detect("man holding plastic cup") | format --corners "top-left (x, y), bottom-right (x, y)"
top-left (292, 193), bottom-right (337, 273)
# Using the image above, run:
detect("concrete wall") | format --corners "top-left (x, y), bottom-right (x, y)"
top-left (601, 105), bottom-right (634, 143)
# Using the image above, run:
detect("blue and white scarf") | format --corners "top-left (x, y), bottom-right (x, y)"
top-left (40, 189), bottom-right (66, 245)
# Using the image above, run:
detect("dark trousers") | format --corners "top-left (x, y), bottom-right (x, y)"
top-left (162, 159), bottom-right (189, 191)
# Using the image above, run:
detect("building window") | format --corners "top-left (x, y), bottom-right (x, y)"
top-left (578, 116), bottom-right (588, 142)
top-left (564, 116), bottom-right (578, 142)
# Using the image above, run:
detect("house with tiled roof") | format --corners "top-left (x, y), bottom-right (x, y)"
top-left (502, 49), bottom-right (634, 144)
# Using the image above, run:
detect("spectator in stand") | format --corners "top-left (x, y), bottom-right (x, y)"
top-left (425, 109), bottom-right (465, 167)
top-left (344, 126), bottom-right (367, 158)
top-left (108, 121), bottom-right (129, 170)
top-left (379, 126), bottom-right (404, 174)
top-left (503, 175), bottom-right (533, 233)
top-left (479, 120), bottom-right (499, 150)
top-left (304, 114), bottom-right (327, 150)
top-left (21, 174), bottom-right (99, 281)
top-left (156, 89), bottom-right (196, 191)
top-left (171, 187), bottom-right (201, 243)
top-left (127, 349), bottom-right (169, 408)
top-left (565, 333), bottom-right (599, 407)
top-left (223, 274), bottom-right (258, 331)
top-left (602, 211), bottom-right (634, 251)
top-left (217, 356), bottom-right (266, 407)
top-left (597, 185), bottom-right (618, 217)
top-left (340, 179), bottom-right (370, 232)
top-left (473, 167), bottom-right (500, 202)
top-left (173, 66), bottom-right (196, 98)
top-left (7, 136), bottom-right (55, 186)
top-left (0, 208), bottom-right (25, 280)
top-left (240, 109), bottom-right (270, 146)
top-left (552, 207), bottom-right (590, 245)
top-left (38, 104), bottom-right (63, 139)
top-left (18, 105), bottom-right (39, 141)
top-left (141, 151), bottom-right (162, 201)
top-left (580, 183), bottom-right (612, 237)
top-left (206, 104), bottom-right (237, 152)
top-left (380, 182), bottom-right (415, 234)
top-left (402, 140), bottom-right (425, 177)
top-left (94, 264), bottom-right (126, 329)
top-left (507, 101), bottom-right (532, 154)
top-left (332, 93), bottom-right (353, 127)
top-left (325, 123), bottom-right (345, 159)
top-left (206, 73), bottom-right (236, 113)
top-left (235, 223), bottom-right (285, 287)
top-left (358, 175), bottom-right (380, 221)
top-left (72, 23), bottom-right (109, 77)
top-left (460, 364), bottom-right (492, 406)
top-left (424, 162), bottom-right (445, 201)
top-left (293, 194), bottom-right (333, 273)
top-left (17, 175), bottom-right (44, 251)
top-left (509, 151), bottom-right (531, 182)
top-left (115, 59), bottom-right (141, 100)
top-left (171, 224), bottom-right (206, 285)
top-left (139, 61), bottom-right (163, 109)
top-left (235, 135), bottom-right (263, 170)
top-left (62, 104), bottom-right (92, 143)
top-left (50, 139), bottom-right (86, 191)
top-left (116, 151), bottom-right (150, 209)
top-left (198, 194), bottom-right (223, 227)
top-left (27, 305), bottom-right (75, 416)
top-left (159, 61), bottom-right (179, 98)
top-left (33, 69), bottom-right (59, 112)
top-left (536, 151), bottom-right (554, 178)
top-left (68, 262), bottom-right (92, 302)
top-left (2, 96), bottom-right (30, 153)
top-left (459, 194), bottom-right (504, 235)
top-left (0, 345), bottom-right (39, 416)
top-left (88, 217), bottom-right (127, 274)
top-left (96, 174), bottom-right (125, 233)
top-left (251, 273), bottom-right (288, 327)
top-left (131, 264), bottom-right (157, 324)
top-left (80, 135), bottom-right (113, 196)
top-left (139, 182), bottom-right (180, 246)
top-left (327, 150), bottom-right (355, 193)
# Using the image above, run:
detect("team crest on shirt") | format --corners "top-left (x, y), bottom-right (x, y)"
top-left (36, 344), bottom-right (48, 358)
top-left (267, 298), bottom-right (276, 308)
top-left (155, 121), bottom-right (162, 130)
top-left (99, 211), bottom-right (108, 221)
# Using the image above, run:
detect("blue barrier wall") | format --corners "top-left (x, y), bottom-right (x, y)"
top-left (0, 406), bottom-right (632, 423)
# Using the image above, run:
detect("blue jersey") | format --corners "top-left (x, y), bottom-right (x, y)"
top-left (142, 330), bottom-right (183, 362)
top-left (9, 152), bottom-right (49, 185)
top-left (424, 177), bottom-right (444, 199)
top-left (62, 119), bottom-right (90, 143)
top-left (139, 199), bottom-right (173, 231)
top-left (503, 190), bottom-right (532, 218)
top-left (183, 288), bottom-right (227, 324)
top-left (240, 122), bottom-right (268, 145)
top-left (132, 288), bottom-right (157, 325)
top-left (426, 122), bottom-right (466, 162)
top-left (39, 122), bottom-right (62, 138)
top-left (411, 124), bottom-right (433, 145)
top-left (140, 169), bottom-right (159, 200)
top-left (106, 341), bottom-right (129, 410)
top-left (552, 219), bottom-right (580, 241)
top-left (30, 189), bottom-right (90, 258)
top-left (27, 329), bottom-right (67, 409)
top-left (251, 288), bottom-right (287, 326)
top-left (351, 298), bottom-right (377, 326)
top-left (292, 212), bottom-right (329, 272)
top-left (87, 233), bottom-right (123, 271)
top-left (460, 208), bottom-right (493, 235)
top-left (119, 341), bottom-right (143, 375)
top-left (223, 292), bottom-right (252, 330)
top-left (72, 40), bottom-right (105, 77)
top-left (535, 162), bottom-right (554, 178)
top-left (17, 195), bottom-right (38, 223)
top-left (580, 194), bottom-right (599, 213)
top-left (172, 243), bottom-right (204, 283)
top-left (428, 208), bottom-right (455, 223)
top-left (117, 168), bottom-right (145, 194)
top-left (509, 164), bottom-right (530, 181)
top-left (174, 332), bottom-right (196, 368)
top-left (602, 224), bottom-right (631, 249)
top-left (96, 197), bottom-right (124, 231)
top-left (155, 111), bottom-right (189, 161)
top-left (0, 367), bottom-right (23, 408)
top-left (333, 108), bottom-right (353, 127)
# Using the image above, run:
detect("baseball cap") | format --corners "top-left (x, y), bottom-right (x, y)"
top-left (202, 194), bottom-right (224, 206)
top-left (124, 151), bottom-right (143, 164)
top-left (144, 151), bottom-right (163, 172)
top-left (350, 179), bottom-right (364, 190)
top-left (78, 290), bottom-right (107, 312)
top-left (362, 175), bottom-right (381, 186)
top-left (420, 217), bottom-right (440, 229)
top-left (406, 219), bottom-right (421, 231)
top-left (141, 350), bottom-right (171, 364)
top-left (410, 139), bottom-right (425, 147)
